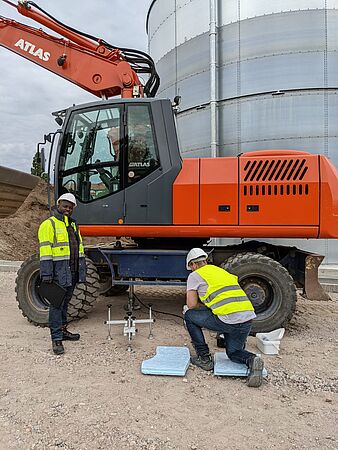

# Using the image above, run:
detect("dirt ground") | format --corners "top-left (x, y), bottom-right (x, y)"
top-left (0, 273), bottom-right (337, 450)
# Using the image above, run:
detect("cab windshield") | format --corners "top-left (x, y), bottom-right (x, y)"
top-left (59, 104), bottom-right (160, 202)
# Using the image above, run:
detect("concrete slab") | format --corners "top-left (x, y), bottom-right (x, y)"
top-left (0, 260), bottom-right (23, 273)
top-left (319, 265), bottom-right (338, 293)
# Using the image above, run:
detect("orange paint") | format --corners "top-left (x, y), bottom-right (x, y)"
top-left (199, 158), bottom-right (238, 225)
top-left (79, 224), bottom-right (319, 239)
top-left (173, 159), bottom-right (199, 224)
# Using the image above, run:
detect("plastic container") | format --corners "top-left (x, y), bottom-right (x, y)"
top-left (255, 328), bottom-right (285, 355)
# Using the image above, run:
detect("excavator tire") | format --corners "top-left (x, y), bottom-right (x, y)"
top-left (15, 254), bottom-right (100, 327)
top-left (221, 252), bottom-right (297, 334)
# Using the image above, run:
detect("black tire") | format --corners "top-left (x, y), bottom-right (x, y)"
top-left (15, 254), bottom-right (100, 327)
top-left (221, 252), bottom-right (297, 333)
top-left (67, 258), bottom-right (101, 322)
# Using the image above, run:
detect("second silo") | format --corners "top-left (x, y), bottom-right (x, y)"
top-left (147, 0), bottom-right (338, 263)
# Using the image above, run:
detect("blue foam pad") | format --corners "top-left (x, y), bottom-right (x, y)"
top-left (141, 346), bottom-right (190, 376)
top-left (214, 352), bottom-right (268, 377)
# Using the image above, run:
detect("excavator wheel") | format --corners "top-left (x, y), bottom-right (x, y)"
top-left (15, 254), bottom-right (100, 327)
top-left (221, 252), bottom-right (297, 334)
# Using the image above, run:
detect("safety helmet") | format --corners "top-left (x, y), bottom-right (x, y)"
top-left (186, 248), bottom-right (208, 270)
top-left (57, 193), bottom-right (77, 207)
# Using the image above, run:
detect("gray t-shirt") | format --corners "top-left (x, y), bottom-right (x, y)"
top-left (186, 270), bottom-right (256, 324)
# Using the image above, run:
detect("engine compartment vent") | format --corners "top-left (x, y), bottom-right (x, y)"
top-left (243, 158), bottom-right (309, 182)
top-left (243, 183), bottom-right (309, 196)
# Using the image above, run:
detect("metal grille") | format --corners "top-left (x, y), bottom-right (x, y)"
top-left (243, 158), bottom-right (309, 196)
top-left (243, 183), bottom-right (309, 196)
top-left (243, 158), bottom-right (309, 182)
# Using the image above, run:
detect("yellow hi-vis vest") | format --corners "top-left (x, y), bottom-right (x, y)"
top-left (38, 215), bottom-right (84, 262)
top-left (195, 264), bottom-right (254, 316)
top-left (38, 213), bottom-right (86, 287)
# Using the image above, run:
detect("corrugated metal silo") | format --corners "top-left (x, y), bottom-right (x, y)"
top-left (147, 0), bottom-right (338, 263)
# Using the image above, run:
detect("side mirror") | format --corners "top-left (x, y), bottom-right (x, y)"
top-left (172, 95), bottom-right (181, 107)
top-left (55, 117), bottom-right (63, 126)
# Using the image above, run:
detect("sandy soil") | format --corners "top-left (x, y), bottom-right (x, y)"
top-left (0, 181), bottom-right (122, 261)
top-left (0, 275), bottom-right (337, 450)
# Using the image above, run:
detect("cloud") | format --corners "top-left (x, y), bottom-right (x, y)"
top-left (0, 0), bottom-right (151, 173)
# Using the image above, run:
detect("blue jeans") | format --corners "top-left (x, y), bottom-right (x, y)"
top-left (49, 274), bottom-right (77, 341)
top-left (184, 306), bottom-right (255, 366)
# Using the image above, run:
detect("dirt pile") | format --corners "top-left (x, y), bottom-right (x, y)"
top-left (0, 180), bottom-right (51, 261)
top-left (0, 181), bottom-right (118, 261)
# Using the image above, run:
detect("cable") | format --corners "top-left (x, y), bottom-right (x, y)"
top-left (26, 1), bottom-right (160, 97)
top-left (133, 292), bottom-right (185, 323)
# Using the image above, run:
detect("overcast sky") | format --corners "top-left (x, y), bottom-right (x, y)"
top-left (0, 0), bottom-right (151, 173)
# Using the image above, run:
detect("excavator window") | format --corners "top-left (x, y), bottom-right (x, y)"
top-left (60, 106), bottom-right (122, 202)
top-left (126, 105), bottom-right (160, 184)
top-left (59, 103), bottom-right (161, 202)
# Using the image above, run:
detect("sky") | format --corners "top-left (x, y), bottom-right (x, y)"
top-left (0, 0), bottom-right (151, 173)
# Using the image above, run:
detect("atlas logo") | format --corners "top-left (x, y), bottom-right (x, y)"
top-left (14, 39), bottom-right (50, 61)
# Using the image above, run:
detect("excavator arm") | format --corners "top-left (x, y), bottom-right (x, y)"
top-left (0, 0), bottom-right (159, 98)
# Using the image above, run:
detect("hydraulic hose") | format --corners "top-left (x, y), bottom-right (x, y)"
top-left (25, 1), bottom-right (160, 97)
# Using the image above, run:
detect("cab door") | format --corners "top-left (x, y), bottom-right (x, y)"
top-left (123, 103), bottom-right (163, 224)
top-left (59, 103), bottom-right (125, 225)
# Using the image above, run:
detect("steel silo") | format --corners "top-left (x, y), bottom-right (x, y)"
top-left (147, 0), bottom-right (338, 263)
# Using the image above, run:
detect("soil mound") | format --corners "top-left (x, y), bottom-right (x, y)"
top-left (0, 180), bottom-right (50, 260)
top-left (0, 181), bottom-right (117, 261)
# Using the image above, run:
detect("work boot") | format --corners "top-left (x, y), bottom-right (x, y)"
top-left (61, 326), bottom-right (80, 341)
top-left (246, 355), bottom-right (264, 387)
top-left (190, 353), bottom-right (214, 371)
top-left (52, 340), bottom-right (64, 355)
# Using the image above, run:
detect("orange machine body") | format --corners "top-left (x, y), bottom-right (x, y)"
top-left (80, 150), bottom-right (338, 239)
top-left (0, 3), bottom-right (143, 98)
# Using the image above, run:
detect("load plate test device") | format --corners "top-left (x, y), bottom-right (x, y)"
top-left (101, 248), bottom-right (188, 351)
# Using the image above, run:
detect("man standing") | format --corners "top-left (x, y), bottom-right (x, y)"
top-left (184, 248), bottom-right (264, 387)
top-left (38, 193), bottom-right (86, 355)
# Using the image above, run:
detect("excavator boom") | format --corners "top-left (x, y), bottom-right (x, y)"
top-left (0, 0), bottom-right (159, 98)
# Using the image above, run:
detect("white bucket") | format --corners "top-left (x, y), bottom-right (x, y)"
top-left (256, 328), bottom-right (285, 355)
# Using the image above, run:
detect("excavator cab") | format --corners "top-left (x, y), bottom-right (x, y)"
top-left (55, 98), bottom-right (182, 225)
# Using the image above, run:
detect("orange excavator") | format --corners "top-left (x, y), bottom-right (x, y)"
top-left (2, 0), bottom-right (338, 332)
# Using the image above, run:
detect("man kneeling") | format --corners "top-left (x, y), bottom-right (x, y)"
top-left (184, 248), bottom-right (264, 387)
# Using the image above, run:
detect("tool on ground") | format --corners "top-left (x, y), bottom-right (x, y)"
top-left (104, 296), bottom-right (154, 352)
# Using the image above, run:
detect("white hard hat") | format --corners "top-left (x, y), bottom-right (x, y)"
top-left (186, 248), bottom-right (208, 270)
top-left (57, 193), bottom-right (77, 207)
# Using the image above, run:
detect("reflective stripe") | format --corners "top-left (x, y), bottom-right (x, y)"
top-left (204, 285), bottom-right (241, 304)
top-left (52, 241), bottom-right (69, 247)
top-left (40, 255), bottom-right (53, 261)
top-left (209, 296), bottom-right (249, 310)
top-left (39, 241), bottom-right (52, 247)
top-left (53, 255), bottom-right (70, 261)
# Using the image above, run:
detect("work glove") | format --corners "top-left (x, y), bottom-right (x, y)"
top-left (182, 305), bottom-right (189, 315)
